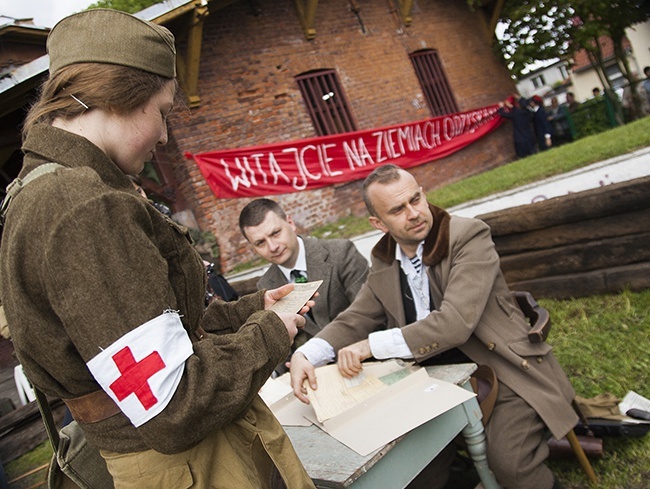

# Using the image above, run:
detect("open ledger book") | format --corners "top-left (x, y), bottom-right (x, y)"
top-left (259, 360), bottom-right (475, 456)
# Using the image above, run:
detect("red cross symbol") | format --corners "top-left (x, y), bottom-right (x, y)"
top-left (109, 346), bottom-right (166, 410)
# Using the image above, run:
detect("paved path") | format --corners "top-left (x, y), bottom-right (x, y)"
top-left (228, 147), bottom-right (650, 279)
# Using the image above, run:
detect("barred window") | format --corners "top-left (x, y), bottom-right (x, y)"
top-left (295, 69), bottom-right (357, 136)
top-left (409, 49), bottom-right (459, 117)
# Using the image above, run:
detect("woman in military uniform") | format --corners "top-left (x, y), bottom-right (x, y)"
top-left (0, 9), bottom-right (314, 489)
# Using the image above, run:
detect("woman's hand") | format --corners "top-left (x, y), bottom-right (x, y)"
top-left (264, 284), bottom-right (317, 315)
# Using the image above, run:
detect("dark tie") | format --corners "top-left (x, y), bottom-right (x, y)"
top-left (291, 269), bottom-right (307, 283)
top-left (410, 256), bottom-right (422, 274)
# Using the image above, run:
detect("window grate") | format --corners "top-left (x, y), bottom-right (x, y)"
top-left (410, 50), bottom-right (459, 117)
top-left (296, 69), bottom-right (357, 136)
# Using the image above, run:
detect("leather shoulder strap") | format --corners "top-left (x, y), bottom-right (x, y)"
top-left (1, 163), bottom-right (64, 225)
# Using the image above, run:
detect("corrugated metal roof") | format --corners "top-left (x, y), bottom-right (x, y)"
top-left (0, 54), bottom-right (48, 93)
top-left (0, 0), bottom-right (196, 96)
top-left (135, 0), bottom-right (199, 21)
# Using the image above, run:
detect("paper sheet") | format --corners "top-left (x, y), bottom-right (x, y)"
top-left (269, 280), bottom-right (323, 314)
top-left (307, 364), bottom-right (389, 423)
top-left (304, 367), bottom-right (476, 456)
top-left (260, 375), bottom-right (313, 426)
top-left (619, 391), bottom-right (650, 424)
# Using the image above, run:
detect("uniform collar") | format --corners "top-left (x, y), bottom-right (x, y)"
top-left (21, 124), bottom-right (134, 192)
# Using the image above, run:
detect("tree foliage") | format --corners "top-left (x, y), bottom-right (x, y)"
top-left (493, 0), bottom-right (650, 84)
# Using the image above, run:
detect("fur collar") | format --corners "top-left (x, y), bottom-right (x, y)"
top-left (371, 203), bottom-right (450, 267)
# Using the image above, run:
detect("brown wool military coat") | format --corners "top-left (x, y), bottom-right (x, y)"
top-left (0, 125), bottom-right (314, 488)
top-left (317, 205), bottom-right (578, 440)
top-left (257, 237), bottom-right (369, 337)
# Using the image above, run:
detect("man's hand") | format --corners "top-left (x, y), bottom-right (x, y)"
top-left (290, 352), bottom-right (317, 404)
top-left (337, 339), bottom-right (372, 378)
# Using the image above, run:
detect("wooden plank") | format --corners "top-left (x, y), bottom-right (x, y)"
top-left (479, 176), bottom-right (650, 236)
top-left (492, 209), bottom-right (650, 256)
top-left (0, 401), bottom-right (65, 463)
top-left (500, 233), bottom-right (650, 282)
top-left (508, 262), bottom-right (650, 299)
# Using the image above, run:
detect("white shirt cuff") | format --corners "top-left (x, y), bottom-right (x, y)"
top-left (296, 338), bottom-right (335, 367)
top-left (368, 329), bottom-right (414, 360)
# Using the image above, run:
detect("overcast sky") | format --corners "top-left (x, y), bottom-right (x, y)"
top-left (0, 0), bottom-right (95, 27)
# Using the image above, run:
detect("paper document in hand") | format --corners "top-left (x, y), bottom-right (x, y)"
top-left (269, 280), bottom-right (323, 314)
top-left (307, 364), bottom-right (390, 423)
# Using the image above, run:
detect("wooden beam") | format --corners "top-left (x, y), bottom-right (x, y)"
top-left (294, 0), bottom-right (318, 40)
top-left (488, 0), bottom-right (505, 40)
top-left (396, 0), bottom-right (414, 26)
top-left (184, 2), bottom-right (209, 108)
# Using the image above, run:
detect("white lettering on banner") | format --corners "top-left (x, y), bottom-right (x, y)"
top-left (194, 105), bottom-right (502, 198)
top-left (250, 154), bottom-right (269, 185)
top-left (268, 152), bottom-right (291, 185)
top-left (343, 138), bottom-right (375, 169)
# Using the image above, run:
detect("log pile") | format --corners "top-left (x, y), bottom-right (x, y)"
top-left (478, 176), bottom-right (650, 299)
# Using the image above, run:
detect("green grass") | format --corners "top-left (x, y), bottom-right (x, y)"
top-left (5, 440), bottom-right (52, 488)
top-left (544, 289), bottom-right (650, 489)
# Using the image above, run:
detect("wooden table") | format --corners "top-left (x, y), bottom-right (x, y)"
top-left (285, 363), bottom-right (502, 489)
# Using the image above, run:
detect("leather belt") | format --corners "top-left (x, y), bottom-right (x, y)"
top-left (63, 389), bottom-right (121, 424)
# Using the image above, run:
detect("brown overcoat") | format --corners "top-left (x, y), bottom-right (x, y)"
top-left (317, 204), bottom-right (578, 440)
top-left (0, 124), bottom-right (314, 487)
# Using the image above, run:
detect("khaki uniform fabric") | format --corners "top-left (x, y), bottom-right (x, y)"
top-left (0, 124), bottom-right (313, 488)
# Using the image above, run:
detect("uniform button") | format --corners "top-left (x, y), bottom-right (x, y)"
top-left (418, 348), bottom-right (427, 355)
top-left (521, 360), bottom-right (530, 370)
top-left (431, 342), bottom-right (439, 349)
top-left (487, 342), bottom-right (496, 351)
top-left (244, 412), bottom-right (256, 424)
top-left (536, 357), bottom-right (543, 363)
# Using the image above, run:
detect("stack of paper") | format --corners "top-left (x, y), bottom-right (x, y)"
top-left (260, 360), bottom-right (475, 456)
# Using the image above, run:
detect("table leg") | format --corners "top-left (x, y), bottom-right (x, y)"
top-left (462, 418), bottom-right (502, 489)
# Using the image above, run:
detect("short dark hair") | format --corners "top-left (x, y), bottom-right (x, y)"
top-left (239, 198), bottom-right (287, 239)
top-left (362, 164), bottom-right (403, 216)
top-left (644, 66), bottom-right (650, 76)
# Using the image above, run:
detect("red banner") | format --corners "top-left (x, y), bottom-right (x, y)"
top-left (186, 105), bottom-right (503, 199)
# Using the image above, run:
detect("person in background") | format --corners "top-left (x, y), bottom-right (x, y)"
top-left (592, 87), bottom-right (602, 99)
top-left (240, 198), bottom-right (369, 373)
top-left (564, 91), bottom-right (579, 113)
top-left (0, 9), bottom-right (315, 488)
top-left (547, 96), bottom-right (571, 146)
top-left (290, 164), bottom-right (578, 489)
top-left (530, 95), bottom-right (553, 151)
top-left (641, 66), bottom-right (650, 116)
top-left (498, 95), bottom-right (536, 158)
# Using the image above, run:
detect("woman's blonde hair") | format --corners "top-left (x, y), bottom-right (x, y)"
top-left (23, 62), bottom-right (175, 139)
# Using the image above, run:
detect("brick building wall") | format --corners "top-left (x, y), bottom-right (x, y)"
top-left (164, 0), bottom-right (517, 272)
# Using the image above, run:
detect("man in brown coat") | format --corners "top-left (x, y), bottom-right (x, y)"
top-left (290, 164), bottom-right (577, 489)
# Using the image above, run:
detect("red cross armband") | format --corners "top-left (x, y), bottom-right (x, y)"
top-left (86, 310), bottom-right (193, 427)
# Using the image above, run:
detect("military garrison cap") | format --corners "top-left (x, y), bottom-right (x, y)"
top-left (47, 8), bottom-right (176, 78)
